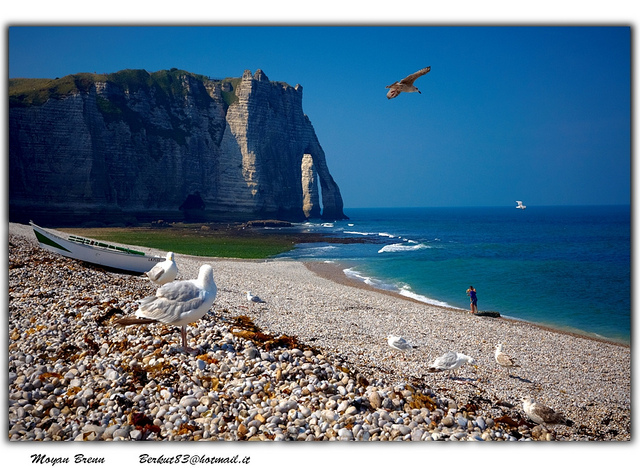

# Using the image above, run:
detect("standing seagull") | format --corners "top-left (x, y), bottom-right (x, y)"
top-left (522, 397), bottom-right (574, 428)
top-left (246, 291), bottom-right (266, 305)
top-left (494, 343), bottom-right (520, 372)
top-left (144, 252), bottom-right (178, 286)
top-left (427, 351), bottom-right (476, 379)
top-left (116, 264), bottom-right (217, 353)
top-left (386, 66), bottom-right (431, 99)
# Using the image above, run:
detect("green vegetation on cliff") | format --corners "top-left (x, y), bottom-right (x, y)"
top-left (9, 74), bottom-right (105, 107)
top-left (9, 68), bottom-right (222, 109)
top-left (220, 77), bottom-right (241, 107)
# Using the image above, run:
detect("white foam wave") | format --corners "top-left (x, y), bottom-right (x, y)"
top-left (283, 244), bottom-right (338, 257)
top-left (343, 268), bottom-right (398, 291)
top-left (398, 287), bottom-right (453, 308)
top-left (378, 243), bottom-right (430, 253)
top-left (307, 245), bottom-right (338, 252)
top-left (344, 231), bottom-right (372, 236)
top-left (378, 232), bottom-right (396, 238)
top-left (343, 268), bottom-right (458, 308)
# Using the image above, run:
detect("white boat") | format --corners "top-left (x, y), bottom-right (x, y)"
top-left (30, 222), bottom-right (166, 274)
top-left (516, 201), bottom-right (526, 210)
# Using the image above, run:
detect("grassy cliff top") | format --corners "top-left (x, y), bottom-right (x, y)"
top-left (9, 68), bottom-right (217, 108)
top-left (10, 68), bottom-right (294, 108)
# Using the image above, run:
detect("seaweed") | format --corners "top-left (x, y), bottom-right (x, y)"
top-left (229, 315), bottom-right (319, 353)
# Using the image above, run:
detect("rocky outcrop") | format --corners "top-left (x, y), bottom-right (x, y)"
top-left (9, 68), bottom-right (346, 225)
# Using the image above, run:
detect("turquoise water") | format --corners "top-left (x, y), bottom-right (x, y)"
top-left (277, 206), bottom-right (630, 344)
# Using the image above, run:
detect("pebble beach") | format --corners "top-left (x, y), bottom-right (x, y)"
top-left (8, 222), bottom-right (631, 443)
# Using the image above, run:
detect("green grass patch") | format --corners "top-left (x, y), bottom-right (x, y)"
top-left (59, 226), bottom-right (297, 259)
top-left (220, 77), bottom-right (241, 107)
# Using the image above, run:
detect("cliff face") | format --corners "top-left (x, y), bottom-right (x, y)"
top-left (9, 69), bottom-right (346, 225)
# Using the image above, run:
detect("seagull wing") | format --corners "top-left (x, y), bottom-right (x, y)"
top-left (432, 351), bottom-right (457, 369)
top-left (389, 336), bottom-right (411, 350)
top-left (533, 402), bottom-right (570, 424)
top-left (146, 262), bottom-right (167, 282)
top-left (496, 352), bottom-right (517, 367)
top-left (137, 281), bottom-right (210, 324)
top-left (399, 66), bottom-right (431, 85)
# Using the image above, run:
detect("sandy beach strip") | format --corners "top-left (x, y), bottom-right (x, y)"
top-left (8, 222), bottom-right (631, 441)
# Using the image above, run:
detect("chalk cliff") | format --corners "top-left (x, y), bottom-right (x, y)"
top-left (9, 68), bottom-right (346, 225)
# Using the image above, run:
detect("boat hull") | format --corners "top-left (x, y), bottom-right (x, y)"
top-left (30, 223), bottom-right (165, 274)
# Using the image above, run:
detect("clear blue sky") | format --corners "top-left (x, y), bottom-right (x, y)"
top-left (8, 26), bottom-right (631, 208)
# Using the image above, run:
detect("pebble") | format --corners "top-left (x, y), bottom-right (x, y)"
top-left (7, 226), bottom-right (631, 441)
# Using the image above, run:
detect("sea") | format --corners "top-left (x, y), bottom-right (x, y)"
top-left (276, 206), bottom-right (631, 345)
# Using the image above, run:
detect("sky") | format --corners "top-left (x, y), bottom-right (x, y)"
top-left (7, 25), bottom-right (631, 209)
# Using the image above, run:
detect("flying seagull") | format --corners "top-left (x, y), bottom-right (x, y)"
top-left (522, 397), bottom-right (574, 427)
top-left (386, 66), bottom-right (431, 99)
top-left (387, 335), bottom-right (418, 352)
top-left (116, 264), bottom-right (217, 353)
top-left (494, 343), bottom-right (520, 371)
top-left (144, 252), bottom-right (178, 286)
top-left (428, 351), bottom-right (476, 378)
top-left (246, 291), bottom-right (266, 305)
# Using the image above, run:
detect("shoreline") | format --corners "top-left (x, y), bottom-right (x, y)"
top-left (304, 260), bottom-right (629, 349)
top-left (8, 222), bottom-right (631, 441)
top-left (39, 221), bottom-right (630, 346)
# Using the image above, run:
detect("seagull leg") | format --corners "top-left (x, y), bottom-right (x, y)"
top-left (180, 326), bottom-right (197, 355)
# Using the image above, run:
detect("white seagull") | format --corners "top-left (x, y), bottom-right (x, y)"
top-left (144, 252), bottom-right (178, 285)
top-left (116, 264), bottom-right (217, 353)
top-left (246, 291), bottom-right (266, 305)
top-left (516, 201), bottom-right (527, 210)
top-left (386, 66), bottom-right (431, 99)
top-left (494, 343), bottom-right (520, 371)
top-left (522, 397), bottom-right (573, 427)
top-left (387, 335), bottom-right (417, 352)
top-left (428, 351), bottom-right (476, 378)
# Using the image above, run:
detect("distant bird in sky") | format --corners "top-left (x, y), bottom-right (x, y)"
top-left (246, 291), bottom-right (266, 305)
top-left (387, 335), bottom-right (417, 352)
top-left (117, 264), bottom-right (217, 353)
top-left (522, 397), bottom-right (574, 427)
top-left (428, 351), bottom-right (476, 378)
top-left (516, 200), bottom-right (527, 210)
top-left (144, 252), bottom-right (178, 286)
top-left (386, 66), bottom-right (431, 99)
top-left (494, 343), bottom-right (520, 371)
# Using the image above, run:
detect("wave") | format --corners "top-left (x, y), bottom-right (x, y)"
top-left (343, 268), bottom-right (398, 291)
top-left (378, 243), bottom-right (431, 253)
top-left (343, 231), bottom-right (422, 246)
top-left (344, 231), bottom-right (372, 236)
top-left (343, 267), bottom-right (458, 308)
top-left (279, 244), bottom-right (338, 258)
top-left (398, 287), bottom-right (454, 308)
